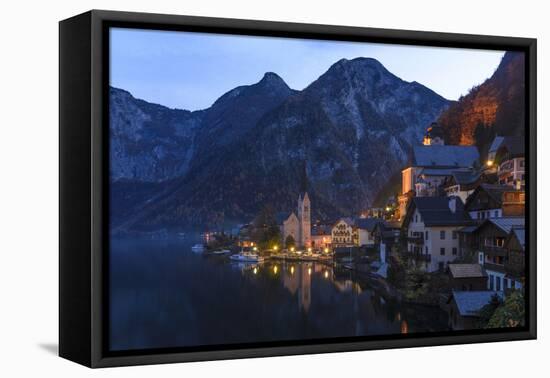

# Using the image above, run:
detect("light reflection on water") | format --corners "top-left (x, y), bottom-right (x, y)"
top-left (109, 237), bottom-right (448, 351)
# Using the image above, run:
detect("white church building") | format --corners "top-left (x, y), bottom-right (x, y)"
top-left (281, 192), bottom-right (312, 248)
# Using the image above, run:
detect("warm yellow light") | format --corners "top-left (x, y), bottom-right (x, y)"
top-left (290, 266), bottom-right (295, 275)
top-left (308, 267), bottom-right (312, 275)
top-left (307, 247), bottom-right (312, 253)
top-left (273, 245), bottom-right (278, 251)
top-left (273, 266), bottom-right (278, 274)
top-left (290, 247), bottom-right (295, 252)
top-left (253, 246), bottom-right (258, 251)
top-left (324, 271), bottom-right (329, 279)
top-left (324, 248), bottom-right (329, 253)
top-left (386, 206), bottom-right (391, 211)
top-left (253, 267), bottom-right (258, 275)
top-left (487, 160), bottom-right (494, 167)
top-left (251, 242), bottom-right (254, 246)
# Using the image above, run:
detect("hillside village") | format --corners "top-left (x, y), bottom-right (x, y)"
top-left (217, 122), bottom-right (526, 331)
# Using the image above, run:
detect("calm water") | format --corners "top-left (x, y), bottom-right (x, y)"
top-left (110, 237), bottom-right (449, 351)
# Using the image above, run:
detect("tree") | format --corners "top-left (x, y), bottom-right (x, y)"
top-left (487, 290), bottom-right (525, 328)
top-left (285, 235), bottom-right (295, 249)
top-left (252, 205), bottom-right (281, 250)
top-left (477, 293), bottom-right (503, 328)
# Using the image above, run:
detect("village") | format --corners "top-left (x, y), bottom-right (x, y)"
top-left (198, 122), bottom-right (526, 331)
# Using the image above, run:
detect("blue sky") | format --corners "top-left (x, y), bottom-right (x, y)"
top-left (110, 28), bottom-right (505, 111)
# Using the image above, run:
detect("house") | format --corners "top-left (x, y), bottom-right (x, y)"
top-left (464, 184), bottom-right (525, 221)
top-left (401, 196), bottom-right (473, 272)
top-left (489, 136), bottom-right (525, 188)
top-left (442, 170), bottom-right (481, 204)
top-left (355, 218), bottom-right (383, 247)
top-left (447, 291), bottom-right (503, 330)
top-left (373, 220), bottom-right (401, 263)
top-left (504, 227), bottom-right (526, 289)
top-left (280, 192), bottom-right (312, 248)
top-left (448, 264), bottom-right (487, 291)
top-left (310, 224), bottom-right (332, 250)
top-left (457, 224), bottom-right (479, 259)
top-left (414, 168), bottom-right (456, 197)
top-left (472, 217), bottom-right (525, 291)
top-left (331, 218), bottom-right (358, 247)
top-left (398, 125), bottom-right (480, 218)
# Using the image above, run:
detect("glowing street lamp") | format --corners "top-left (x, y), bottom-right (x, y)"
top-left (290, 247), bottom-right (295, 252)
top-left (487, 160), bottom-right (494, 167)
top-left (253, 246), bottom-right (258, 252)
top-left (273, 245), bottom-right (278, 251)
top-left (324, 248), bottom-right (329, 254)
top-left (307, 247), bottom-right (312, 253)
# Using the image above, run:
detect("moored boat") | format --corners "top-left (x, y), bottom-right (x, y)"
top-left (230, 251), bottom-right (265, 263)
top-left (191, 244), bottom-right (205, 253)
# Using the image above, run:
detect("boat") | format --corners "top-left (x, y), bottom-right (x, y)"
top-left (230, 251), bottom-right (265, 263)
top-left (191, 244), bottom-right (205, 253)
top-left (211, 249), bottom-right (231, 255)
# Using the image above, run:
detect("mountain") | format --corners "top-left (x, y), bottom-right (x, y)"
top-left (110, 57), bottom-right (452, 231)
top-left (437, 51), bottom-right (525, 156)
top-left (109, 87), bottom-right (204, 182)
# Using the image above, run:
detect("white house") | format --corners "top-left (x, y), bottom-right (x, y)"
top-left (402, 196), bottom-right (473, 272)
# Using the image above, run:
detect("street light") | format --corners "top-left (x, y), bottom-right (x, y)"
top-left (273, 245), bottom-right (278, 251)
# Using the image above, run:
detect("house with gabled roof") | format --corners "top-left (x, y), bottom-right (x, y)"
top-left (401, 196), bottom-right (473, 272)
top-left (398, 127), bottom-right (480, 219)
top-left (470, 217), bottom-right (525, 291)
top-left (448, 263), bottom-right (487, 291)
top-left (487, 135), bottom-right (525, 188)
top-left (464, 183), bottom-right (525, 221)
top-left (355, 218), bottom-right (384, 247)
top-left (442, 170), bottom-right (481, 203)
top-left (505, 227), bottom-right (525, 288)
top-left (447, 291), bottom-right (503, 330)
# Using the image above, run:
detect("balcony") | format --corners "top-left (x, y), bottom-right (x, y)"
top-left (407, 234), bottom-right (424, 245)
top-left (404, 250), bottom-right (431, 262)
top-left (483, 262), bottom-right (506, 274)
top-left (481, 245), bottom-right (507, 257)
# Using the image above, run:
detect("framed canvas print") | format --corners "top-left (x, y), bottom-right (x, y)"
top-left (59, 10), bottom-right (536, 368)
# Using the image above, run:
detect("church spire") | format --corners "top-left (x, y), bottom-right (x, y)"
top-left (300, 160), bottom-right (308, 195)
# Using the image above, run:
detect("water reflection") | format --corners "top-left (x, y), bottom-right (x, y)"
top-left (109, 238), bottom-right (449, 351)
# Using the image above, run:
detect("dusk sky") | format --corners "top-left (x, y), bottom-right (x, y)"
top-left (110, 27), bottom-right (505, 111)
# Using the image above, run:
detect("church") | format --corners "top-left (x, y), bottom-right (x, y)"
top-left (280, 193), bottom-right (312, 248)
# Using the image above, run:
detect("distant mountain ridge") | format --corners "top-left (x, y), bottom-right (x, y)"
top-left (110, 57), bottom-right (453, 231)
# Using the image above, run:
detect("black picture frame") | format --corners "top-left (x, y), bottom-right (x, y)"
top-left (59, 9), bottom-right (537, 368)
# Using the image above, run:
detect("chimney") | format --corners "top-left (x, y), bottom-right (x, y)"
top-left (449, 196), bottom-right (457, 214)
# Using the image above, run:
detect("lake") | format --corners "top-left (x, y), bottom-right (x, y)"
top-left (109, 236), bottom-right (449, 351)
